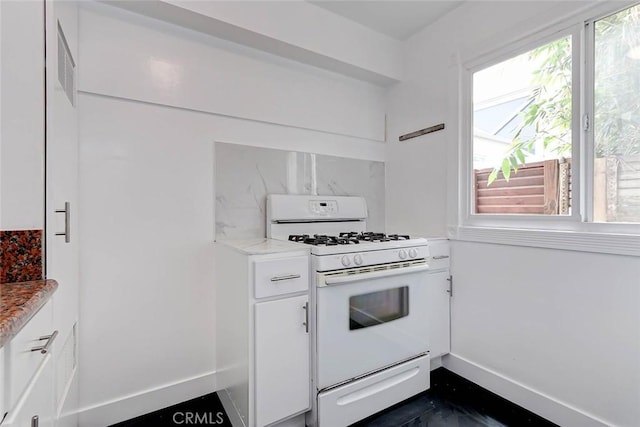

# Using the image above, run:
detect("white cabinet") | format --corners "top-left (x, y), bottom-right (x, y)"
top-left (216, 241), bottom-right (311, 427)
top-left (427, 239), bottom-right (451, 359)
top-left (3, 355), bottom-right (54, 427)
top-left (44, 0), bottom-right (80, 422)
top-left (5, 302), bottom-right (54, 411)
top-left (0, 0), bottom-right (79, 423)
top-left (1, 349), bottom-right (4, 419)
top-left (255, 295), bottom-right (310, 427)
top-left (426, 271), bottom-right (451, 358)
top-left (2, 301), bottom-right (56, 427)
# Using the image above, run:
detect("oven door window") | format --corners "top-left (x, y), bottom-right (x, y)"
top-left (349, 286), bottom-right (409, 330)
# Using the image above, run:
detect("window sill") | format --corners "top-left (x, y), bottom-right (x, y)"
top-left (451, 225), bottom-right (640, 257)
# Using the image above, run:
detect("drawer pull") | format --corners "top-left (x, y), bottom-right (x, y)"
top-left (432, 255), bottom-right (449, 260)
top-left (270, 274), bottom-right (301, 282)
top-left (31, 330), bottom-right (58, 354)
top-left (31, 415), bottom-right (39, 427)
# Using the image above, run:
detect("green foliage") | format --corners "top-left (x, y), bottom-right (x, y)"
top-left (487, 4), bottom-right (640, 185)
top-left (487, 36), bottom-right (572, 185)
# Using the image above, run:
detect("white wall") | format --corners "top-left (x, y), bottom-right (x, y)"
top-left (77, 3), bottom-right (386, 424)
top-left (79, 3), bottom-right (387, 143)
top-left (0, 1), bottom-right (44, 230)
top-left (449, 242), bottom-right (640, 427)
top-left (78, 94), bottom-right (218, 425)
top-left (107, 0), bottom-right (403, 85)
top-left (386, 2), bottom-right (640, 426)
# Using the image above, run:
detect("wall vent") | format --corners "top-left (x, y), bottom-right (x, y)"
top-left (57, 22), bottom-right (75, 107)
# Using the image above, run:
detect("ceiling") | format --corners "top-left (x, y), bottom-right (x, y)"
top-left (309, 1), bottom-right (464, 40)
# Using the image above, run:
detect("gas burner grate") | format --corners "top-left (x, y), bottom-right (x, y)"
top-left (387, 234), bottom-right (411, 241)
top-left (288, 234), bottom-right (359, 246)
top-left (288, 232), bottom-right (411, 246)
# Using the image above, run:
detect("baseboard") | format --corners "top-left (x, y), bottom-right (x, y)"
top-left (443, 354), bottom-right (612, 427)
top-left (77, 371), bottom-right (217, 426)
top-left (429, 355), bottom-right (443, 370)
top-left (219, 388), bottom-right (246, 427)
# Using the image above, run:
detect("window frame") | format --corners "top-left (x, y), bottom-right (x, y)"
top-left (455, 1), bottom-right (640, 256)
top-left (461, 24), bottom-right (583, 229)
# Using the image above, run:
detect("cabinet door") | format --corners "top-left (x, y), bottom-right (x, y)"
top-left (427, 271), bottom-right (451, 358)
top-left (4, 355), bottom-right (54, 427)
top-left (255, 295), bottom-right (310, 427)
top-left (45, 1), bottom-right (79, 422)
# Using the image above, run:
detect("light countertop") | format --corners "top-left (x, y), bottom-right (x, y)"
top-left (215, 238), bottom-right (310, 255)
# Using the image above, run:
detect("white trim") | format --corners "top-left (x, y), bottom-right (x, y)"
top-left (443, 354), bottom-right (613, 427)
top-left (571, 24), bottom-right (584, 224)
top-left (429, 355), bottom-right (443, 371)
top-left (76, 370), bottom-right (216, 426)
top-left (582, 20), bottom-right (595, 223)
top-left (219, 389), bottom-right (246, 427)
top-left (452, 225), bottom-right (640, 257)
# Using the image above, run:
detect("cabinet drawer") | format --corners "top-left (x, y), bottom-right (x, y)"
top-left (6, 300), bottom-right (54, 411)
top-left (428, 240), bottom-right (450, 270)
top-left (254, 256), bottom-right (308, 299)
top-left (318, 355), bottom-right (429, 427)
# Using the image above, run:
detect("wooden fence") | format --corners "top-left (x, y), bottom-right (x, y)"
top-left (594, 156), bottom-right (640, 222)
top-left (474, 159), bottom-right (571, 214)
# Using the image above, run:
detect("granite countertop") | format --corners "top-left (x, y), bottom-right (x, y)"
top-left (216, 238), bottom-right (310, 255)
top-left (0, 279), bottom-right (58, 348)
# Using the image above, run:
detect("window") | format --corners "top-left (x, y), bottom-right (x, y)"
top-left (466, 2), bottom-right (640, 229)
top-left (593, 6), bottom-right (640, 223)
top-left (473, 36), bottom-right (573, 215)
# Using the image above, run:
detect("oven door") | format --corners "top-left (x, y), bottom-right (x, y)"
top-left (316, 262), bottom-right (430, 390)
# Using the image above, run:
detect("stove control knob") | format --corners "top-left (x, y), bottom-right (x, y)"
top-left (399, 249), bottom-right (408, 260)
top-left (354, 254), bottom-right (363, 266)
top-left (341, 255), bottom-right (351, 267)
top-left (408, 248), bottom-right (418, 259)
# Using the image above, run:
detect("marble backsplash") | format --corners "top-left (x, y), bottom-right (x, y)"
top-left (215, 143), bottom-right (385, 239)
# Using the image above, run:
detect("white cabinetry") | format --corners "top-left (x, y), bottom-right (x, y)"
top-left (255, 295), bottom-right (310, 426)
top-left (216, 240), bottom-right (310, 427)
top-left (0, 349), bottom-right (4, 420)
top-left (2, 301), bottom-right (56, 427)
top-left (45, 0), bottom-right (80, 422)
top-left (427, 240), bottom-right (451, 359)
top-left (4, 355), bottom-right (54, 427)
top-left (0, 0), bottom-right (78, 423)
top-left (426, 271), bottom-right (451, 358)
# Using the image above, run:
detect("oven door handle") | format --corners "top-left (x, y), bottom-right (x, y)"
top-left (323, 264), bottom-right (430, 286)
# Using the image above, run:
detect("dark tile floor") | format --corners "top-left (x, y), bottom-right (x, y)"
top-left (352, 368), bottom-right (558, 427)
top-left (112, 368), bottom-right (558, 427)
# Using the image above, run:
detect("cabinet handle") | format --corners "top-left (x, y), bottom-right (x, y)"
top-left (270, 274), bottom-right (301, 282)
top-left (55, 202), bottom-right (71, 243)
top-left (433, 255), bottom-right (449, 260)
top-left (31, 330), bottom-right (58, 354)
top-left (31, 415), bottom-right (39, 427)
top-left (302, 302), bottom-right (309, 333)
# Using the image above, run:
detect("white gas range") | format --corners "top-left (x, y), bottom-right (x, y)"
top-left (267, 194), bottom-right (432, 427)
